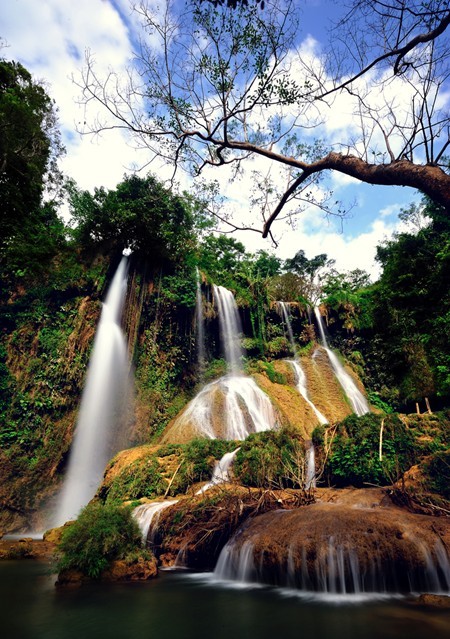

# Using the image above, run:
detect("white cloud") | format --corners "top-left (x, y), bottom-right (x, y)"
top-left (0, 0), bottom-right (433, 277)
top-left (0, 0), bottom-right (139, 190)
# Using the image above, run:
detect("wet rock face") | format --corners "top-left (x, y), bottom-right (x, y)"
top-left (216, 502), bottom-right (450, 594)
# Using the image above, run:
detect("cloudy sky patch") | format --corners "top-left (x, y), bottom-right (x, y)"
top-left (0, 0), bottom-right (422, 278)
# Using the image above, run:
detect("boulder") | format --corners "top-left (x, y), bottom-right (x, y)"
top-left (213, 492), bottom-right (450, 594)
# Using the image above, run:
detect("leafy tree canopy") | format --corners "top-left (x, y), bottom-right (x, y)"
top-left (77, 0), bottom-right (450, 238)
top-left (0, 58), bottom-right (65, 280)
top-left (68, 174), bottom-right (198, 267)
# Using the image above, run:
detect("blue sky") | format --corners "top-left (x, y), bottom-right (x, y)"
top-left (0, 0), bottom-right (421, 277)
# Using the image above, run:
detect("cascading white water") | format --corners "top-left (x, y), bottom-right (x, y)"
top-left (287, 360), bottom-right (328, 425)
top-left (195, 267), bottom-right (205, 376)
top-left (196, 448), bottom-right (241, 494)
top-left (214, 540), bottom-right (256, 583)
top-left (313, 307), bottom-right (369, 416)
top-left (276, 301), bottom-right (296, 355)
top-left (213, 531), bottom-right (450, 595)
top-left (172, 375), bottom-right (277, 440)
top-left (169, 285), bottom-right (277, 440)
top-left (54, 258), bottom-right (130, 526)
top-left (213, 285), bottom-right (243, 375)
top-left (133, 500), bottom-right (178, 543)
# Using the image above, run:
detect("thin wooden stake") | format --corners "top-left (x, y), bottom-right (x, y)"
top-left (164, 463), bottom-right (182, 498)
top-left (379, 418), bottom-right (385, 461)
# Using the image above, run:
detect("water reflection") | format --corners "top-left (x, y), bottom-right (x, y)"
top-left (1, 561), bottom-right (449, 639)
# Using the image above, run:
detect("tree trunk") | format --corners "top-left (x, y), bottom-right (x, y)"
top-left (425, 397), bottom-right (432, 414)
top-left (416, 402), bottom-right (421, 415)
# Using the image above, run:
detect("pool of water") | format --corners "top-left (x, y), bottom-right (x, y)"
top-left (1, 561), bottom-right (449, 639)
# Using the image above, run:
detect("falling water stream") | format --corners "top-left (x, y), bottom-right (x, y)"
top-left (169, 286), bottom-right (277, 439)
top-left (133, 500), bottom-right (179, 543)
top-left (276, 301), bottom-right (296, 355)
top-left (54, 258), bottom-right (131, 526)
top-left (314, 307), bottom-right (369, 416)
top-left (288, 359), bottom-right (328, 425)
top-left (196, 448), bottom-right (241, 494)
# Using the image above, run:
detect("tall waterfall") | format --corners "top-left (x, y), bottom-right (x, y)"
top-left (288, 360), bottom-right (328, 425)
top-left (167, 286), bottom-right (277, 440)
top-left (213, 285), bottom-right (243, 374)
top-left (196, 267), bottom-right (206, 377)
top-left (54, 258), bottom-right (130, 526)
top-left (276, 301), bottom-right (296, 355)
top-left (314, 307), bottom-right (369, 416)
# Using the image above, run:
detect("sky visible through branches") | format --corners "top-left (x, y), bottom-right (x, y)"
top-left (1, 0), bottom-right (444, 278)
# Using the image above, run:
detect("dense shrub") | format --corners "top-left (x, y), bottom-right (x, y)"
top-left (323, 414), bottom-right (416, 486)
top-left (104, 458), bottom-right (167, 504)
top-left (234, 428), bottom-right (306, 489)
top-left (423, 450), bottom-right (450, 499)
top-left (170, 438), bottom-right (238, 494)
top-left (57, 502), bottom-right (142, 578)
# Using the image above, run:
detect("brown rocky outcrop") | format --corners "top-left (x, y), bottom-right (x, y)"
top-left (214, 489), bottom-right (450, 593)
top-left (152, 486), bottom-right (312, 570)
top-left (56, 555), bottom-right (158, 587)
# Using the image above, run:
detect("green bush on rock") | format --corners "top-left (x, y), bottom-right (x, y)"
top-left (316, 414), bottom-right (417, 487)
top-left (234, 428), bottom-right (306, 489)
top-left (56, 502), bottom-right (143, 579)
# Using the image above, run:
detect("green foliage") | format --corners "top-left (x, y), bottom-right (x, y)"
top-left (265, 335), bottom-right (290, 358)
top-left (104, 457), bottom-right (167, 503)
top-left (102, 439), bottom-right (237, 502)
top-left (324, 414), bottom-right (417, 486)
top-left (57, 502), bottom-right (142, 578)
top-left (370, 197), bottom-right (450, 400)
top-left (198, 234), bottom-right (248, 287)
top-left (257, 360), bottom-right (286, 384)
top-left (321, 195), bottom-right (450, 406)
top-left (203, 358), bottom-right (227, 382)
top-left (366, 390), bottom-right (394, 414)
top-left (423, 450), bottom-right (450, 499)
top-left (68, 174), bottom-right (196, 267)
top-left (172, 438), bottom-right (237, 493)
top-left (234, 428), bottom-right (306, 489)
top-left (0, 59), bottom-right (65, 280)
top-left (322, 269), bottom-right (373, 332)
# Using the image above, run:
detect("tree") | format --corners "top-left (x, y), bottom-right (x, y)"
top-left (0, 59), bottom-right (65, 274)
top-left (68, 174), bottom-right (196, 266)
top-left (370, 197), bottom-right (450, 400)
top-left (78, 0), bottom-right (450, 239)
top-left (321, 268), bottom-right (373, 332)
top-left (198, 234), bottom-right (248, 283)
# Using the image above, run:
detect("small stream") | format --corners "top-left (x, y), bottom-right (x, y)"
top-left (2, 561), bottom-right (449, 639)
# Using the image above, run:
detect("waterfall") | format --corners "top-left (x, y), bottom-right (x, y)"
top-left (196, 267), bottom-right (205, 377)
top-left (214, 540), bottom-right (256, 583)
top-left (212, 528), bottom-right (450, 595)
top-left (287, 360), bottom-right (328, 425)
top-left (213, 285), bottom-right (243, 374)
top-left (170, 375), bottom-right (277, 440)
top-left (196, 448), bottom-right (241, 494)
top-left (276, 301), bottom-right (296, 355)
top-left (133, 500), bottom-right (178, 543)
top-left (54, 258), bottom-right (130, 526)
top-left (167, 285), bottom-right (276, 440)
top-left (313, 307), bottom-right (369, 416)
